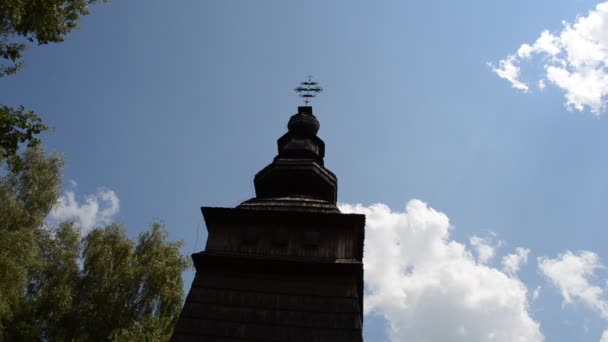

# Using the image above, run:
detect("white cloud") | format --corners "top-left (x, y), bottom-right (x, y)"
top-left (532, 286), bottom-right (542, 301)
top-left (539, 251), bottom-right (608, 341)
top-left (340, 200), bottom-right (543, 342)
top-left (490, 2), bottom-right (608, 114)
top-left (538, 79), bottom-right (546, 91)
top-left (470, 235), bottom-right (496, 264)
top-left (502, 247), bottom-right (531, 275)
top-left (487, 56), bottom-right (529, 92)
top-left (538, 251), bottom-right (608, 319)
top-left (49, 184), bottom-right (120, 233)
top-left (601, 329), bottom-right (608, 342)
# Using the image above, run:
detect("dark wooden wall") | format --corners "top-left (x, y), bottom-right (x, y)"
top-left (171, 208), bottom-right (365, 342)
top-left (172, 268), bottom-right (363, 342)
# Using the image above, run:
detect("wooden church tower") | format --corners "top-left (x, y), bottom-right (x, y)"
top-left (171, 100), bottom-right (366, 341)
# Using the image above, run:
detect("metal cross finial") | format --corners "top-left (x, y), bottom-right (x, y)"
top-left (295, 75), bottom-right (323, 105)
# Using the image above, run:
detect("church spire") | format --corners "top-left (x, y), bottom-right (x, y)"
top-left (238, 79), bottom-right (338, 212)
top-left (172, 80), bottom-right (365, 341)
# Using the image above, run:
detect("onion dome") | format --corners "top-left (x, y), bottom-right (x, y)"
top-left (238, 106), bottom-right (338, 212)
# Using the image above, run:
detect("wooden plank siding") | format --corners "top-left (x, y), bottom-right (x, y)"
top-left (173, 270), bottom-right (363, 342)
top-left (205, 223), bottom-right (359, 260)
top-left (171, 207), bottom-right (365, 341)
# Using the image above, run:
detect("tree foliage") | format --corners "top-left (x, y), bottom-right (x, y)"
top-left (75, 222), bottom-right (189, 341)
top-left (0, 2), bottom-right (187, 338)
top-left (0, 105), bottom-right (49, 171)
top-left (0, 147), bottom-right (63, 336)
top-left (7, 221), bottom-right (81, 341)
top-left (0, 148), bottom-right (191, 341)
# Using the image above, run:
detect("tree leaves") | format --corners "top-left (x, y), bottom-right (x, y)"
top-left (0, 147), bottom-right (62, 338)
top-left (0, 148), bottom-right (191, 341)
top-left (0, 105), bottom-right (50, 172)
top-left (77, 222), bottom-right (191, 341)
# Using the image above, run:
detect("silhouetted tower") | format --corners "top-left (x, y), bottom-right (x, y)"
top-left (172, 83), bottom-right (365, 341)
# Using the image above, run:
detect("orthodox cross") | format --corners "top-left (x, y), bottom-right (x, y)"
top-left (295, 76), bottom-right (323, 105)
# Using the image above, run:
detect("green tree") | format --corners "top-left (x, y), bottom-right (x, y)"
top-left (4, 221), bottom-right (190, 342)
top-left (0, 146), bottom-right (63, 335)
top-left (78, 222), bottom-right (190, 341)
top-left (0, 148), bottom-right (191, 341)
top-left (0, 105), bottom-right (49, 171)
top-left (6, 221), bottom-right (81, 341)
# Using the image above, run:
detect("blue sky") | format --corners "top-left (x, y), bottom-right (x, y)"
top-left (4, 1), bottom-right (608, 341)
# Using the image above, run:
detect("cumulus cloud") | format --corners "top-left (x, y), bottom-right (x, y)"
top-left (539, 251), bottom-right (608, 342)
top-left (488, 55), bottom-right (529, 92)
top-left (470, 235), bottom-right (497, 264)
top-left (601, 329), bottom-right (608, 342)
top-left (532, 286), bottom-right (542, 301)
top-left (49, 184), bottom-right (120, 233)
top-left (539, 251), bottom-right (608, 319)
top-left (340, 200), bottom-right (543, 342)
top-left (490, 2), bottom-right (608, 114)
top-left (502, 247), bottom-right (531, 275)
